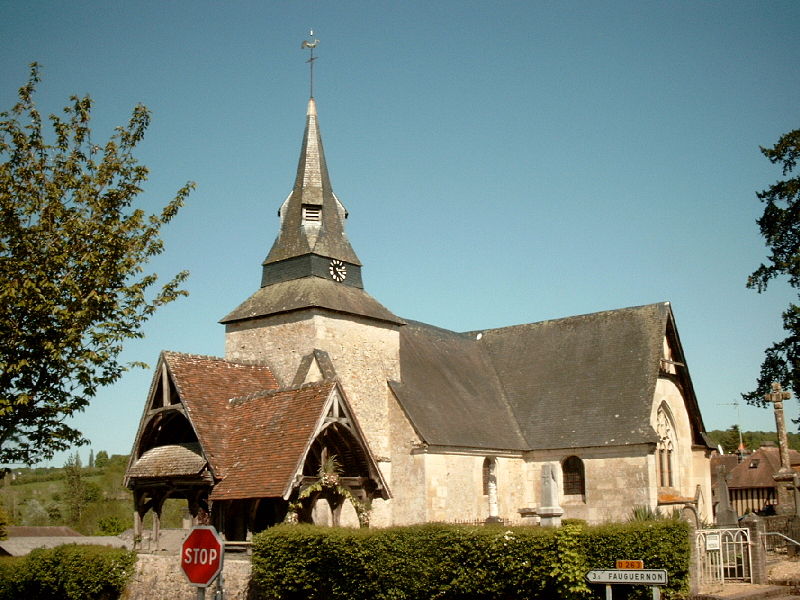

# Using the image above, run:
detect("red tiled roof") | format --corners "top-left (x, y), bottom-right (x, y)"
top-left (210, 382), bottom-right (335, 500)
top-left (163, 352), bottom-right (279, 477)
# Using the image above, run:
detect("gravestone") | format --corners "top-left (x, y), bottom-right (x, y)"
top-left (715, 465), bottom-right (738, 526)
top-left (537, 464), bottom-right (564, 527)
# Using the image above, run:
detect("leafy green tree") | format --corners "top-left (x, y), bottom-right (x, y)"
top-left (97, 515), bottom-right (126, 536)
top-left (63, 452), bottom-right (87, 525)
top-left (94, 450), bottom-right (109, 469)
top-left (0, 506), bottom-right (8, 539)
top-left (0, 64), bottom-right (193, 464)
top-left (706, 426), bottom-right (744, 454)
top-left (744, 128), bottom-right (800, 425)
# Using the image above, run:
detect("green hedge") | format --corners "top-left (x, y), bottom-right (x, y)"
top-left (0, 544), bottom-right (136, 600)
top-left (251, 520), bottom-right (690, 600)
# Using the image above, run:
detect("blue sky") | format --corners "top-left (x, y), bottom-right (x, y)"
top-left (2, 1), bottom-right (799, 465)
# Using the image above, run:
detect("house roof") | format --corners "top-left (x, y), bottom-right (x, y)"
top-left (163, 352), bottom-right (280, 477)
top-left (7, 526), bottom-right (81, 538)
top-left (0, 536), bottom-right (128, 557)
top-left (220, 277), bottom-right (404, 325)
top-left (210, 382), bottom-right (335, 500)
top-left (130, 353), bottom-right (382, 500)
top-left (727, 445), bottom-right (800, 489)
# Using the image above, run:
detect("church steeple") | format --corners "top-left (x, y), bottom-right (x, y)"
top-left (261, 98), bottom-right (363, 289)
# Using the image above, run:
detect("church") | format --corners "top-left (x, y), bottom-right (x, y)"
top-left (125, 93), bottom-right (714, 540)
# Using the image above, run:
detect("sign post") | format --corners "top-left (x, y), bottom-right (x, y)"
top-left (586, 568), bottom-right (668, 600)
top-left (181, 526), bottom-right (225, 599)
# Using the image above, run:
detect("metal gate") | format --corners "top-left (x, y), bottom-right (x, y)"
top-left (695, 528), bottom-right (752, 585)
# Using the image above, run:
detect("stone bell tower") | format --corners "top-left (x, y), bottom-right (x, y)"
top-left (220, 96), bottom-right (405, 481)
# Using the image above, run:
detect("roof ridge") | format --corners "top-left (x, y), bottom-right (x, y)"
top-left (228, 379), bottom-right (336, 406)
top-left (163, 350), bottom-right (276, 368)
top-left (466, 302), bottom-right (670, 336)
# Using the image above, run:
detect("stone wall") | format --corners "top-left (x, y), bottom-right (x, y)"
top-left (532, 445), bottom-right (653, 524)
top-left (123, 554), bottom-right (252, 600)
top-left (225, 309), bottom-right (402, 527)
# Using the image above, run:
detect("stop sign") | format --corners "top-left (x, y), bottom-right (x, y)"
top-left (181, 526), bottom-right (224, 587)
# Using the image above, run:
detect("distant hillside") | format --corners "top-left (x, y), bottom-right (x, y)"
top-left (705, 428), bottom-right (800, 454)
top-left (0, 453), bottom-right (183, 535)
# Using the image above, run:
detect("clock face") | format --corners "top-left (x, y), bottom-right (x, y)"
top-left (329, 259), bottom-right (347, 282)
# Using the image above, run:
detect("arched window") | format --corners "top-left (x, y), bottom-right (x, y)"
top-left (656, 404), bottom-right (677, 488)
top-left (562, 456), bottom-right (585, 496)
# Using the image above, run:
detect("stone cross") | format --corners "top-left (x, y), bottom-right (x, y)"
top-left (764, 382), bottom-right (792, 474)
top-left (537, 464), bottom-right (564, 527)
top-left (764, 382), bottom-right (800, 517)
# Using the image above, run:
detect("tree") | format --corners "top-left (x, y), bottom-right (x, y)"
top-left (94, 450), bottom-right (109, 469)
top-left (63, 452), bottom-right (86, 525)
top-left (0, 64), bottom-right (194, 464)
top-left (743, 128), bottom-right (800, 425)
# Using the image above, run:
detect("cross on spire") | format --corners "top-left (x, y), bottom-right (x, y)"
top-left (301, 30), bottom-right (319, 98)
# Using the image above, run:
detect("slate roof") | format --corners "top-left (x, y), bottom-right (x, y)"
top-left (475, 303), bottom-right (671, 450)
top-left (392, 303), bottom-right (708, 452)
top-left (7, 526), bottom-right (81, 537)
top-left (389, 321), bottom-right (527, 450)
top-left (0, 536), bottom-right (129, 557)
top-left (220, 277), bottom-right (404, 325)
top-left (263, 98), bottom-right (361, 266)
top-left (727, 445), bottom-right (800, 490)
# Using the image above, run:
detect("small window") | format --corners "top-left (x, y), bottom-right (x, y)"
top-left (302, 205), bottom-right (321, 222)
top-left (562, 456), bottom-right (585, 496)
top-left (749, 459), bottom-right (760, 469)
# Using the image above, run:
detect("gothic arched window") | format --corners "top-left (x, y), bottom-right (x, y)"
top-left (562, 456), bottom-right (585, 496)
top-left (656, 404), bottom-right (677, 488)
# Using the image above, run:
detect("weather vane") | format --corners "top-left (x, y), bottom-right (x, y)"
top-left (301, 30), bottom-right (319, 98)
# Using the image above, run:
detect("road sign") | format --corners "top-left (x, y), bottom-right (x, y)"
top-left (615, 560), bottom-right (644, 569)
top-left (181, 526), bottom-right (224, 587)
top-left (586, 569), bottom-right (668, 585)
top-left (706, 533), bottom-right (721, 550)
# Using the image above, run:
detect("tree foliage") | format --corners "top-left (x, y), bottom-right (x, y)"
top-left (744, 128), bottom-right (800, 421)
top-left (0, 64), bottom-right (193, 464)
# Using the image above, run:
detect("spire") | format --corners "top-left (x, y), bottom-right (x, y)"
top-left (261, 98), bottom-right (363, 288)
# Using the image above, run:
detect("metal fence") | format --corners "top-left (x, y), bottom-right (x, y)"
top-left (762, 515), bottom-right (800, 556)
top-left (695, 528), bottom-right (753, 585)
